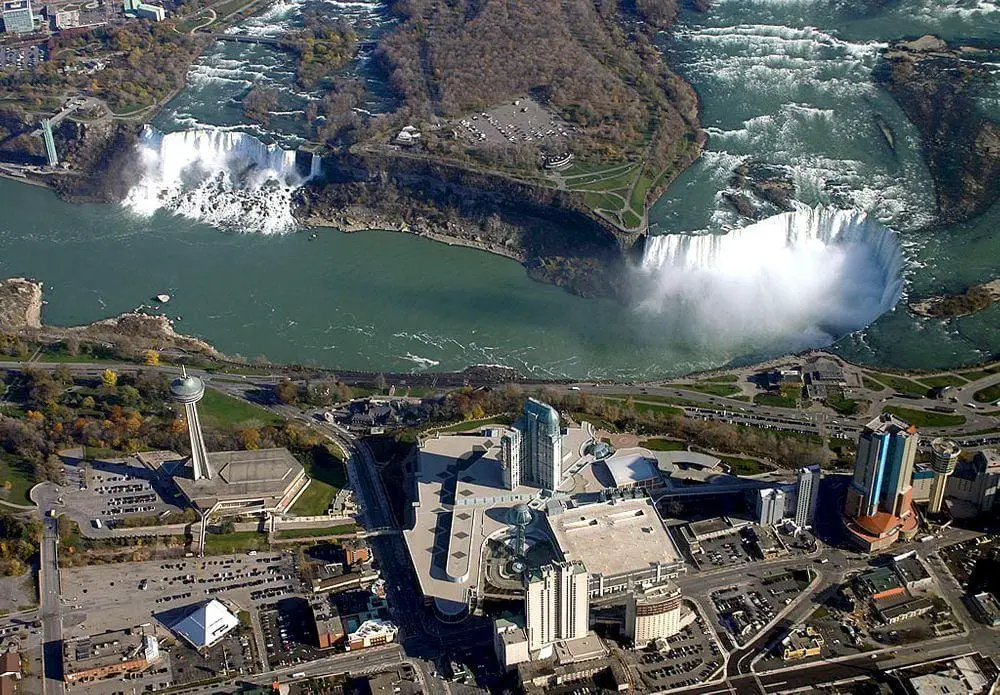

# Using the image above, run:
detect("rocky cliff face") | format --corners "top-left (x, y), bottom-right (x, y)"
top-left (875, 36), bottom-right (1000, 224)
top-left (294, 151), bottom-right (639, 298)
top-left (51, 120), bottom-right (143, 203)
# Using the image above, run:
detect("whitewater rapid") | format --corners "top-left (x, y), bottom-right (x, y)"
top-left (123, 127), bottom-right (319, 234)
top-left (639, 207), bottom-right (904, 351)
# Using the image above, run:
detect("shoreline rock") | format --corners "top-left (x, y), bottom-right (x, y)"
top-left (875, 36), bottom-right (1000, 224)
top-left (0, 278), bottom-right (43, 332)
top-left (910, 279), bottom-right (1000, 319)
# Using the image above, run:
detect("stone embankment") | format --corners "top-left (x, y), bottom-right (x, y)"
top-left (910, 279), bottom-right (1000, 319)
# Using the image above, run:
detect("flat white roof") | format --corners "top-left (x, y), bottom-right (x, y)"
top-left (546, 498), bottom-right (682, 578)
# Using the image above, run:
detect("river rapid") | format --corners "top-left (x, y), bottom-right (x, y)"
top-left (1, 0), bottom-right (999, 378)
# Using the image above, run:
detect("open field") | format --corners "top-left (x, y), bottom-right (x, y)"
top-left (289, 446), bottom-right (347, 516)
top-left (669, 382), bottom-right (742, 397)
top-left (274, 524), bottom-right (357, 540)
top-left (199, 388), bottom-right (283, 428)
top-left (872, 374), bottom-right (928, 396)
top-left (0, 454), bottom-right (35, 506)
top-left (972, 383), bottom-right (1000, 404)
top-left (639, 438), bottom-right (685, 451)
top-left (917, 374), bottom-right (968, 389)
top-left (883, 406), bottom-right (966, 428)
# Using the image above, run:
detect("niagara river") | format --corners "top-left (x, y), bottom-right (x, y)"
top-left (1, 0), bottom-right (1000, 378)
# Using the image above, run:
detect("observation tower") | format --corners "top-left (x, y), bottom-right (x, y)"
top-left (929, 438), bottom-right (960, 514)
top-left (505, 503), bottom-right (533, 575)
top-left (170, 369), bottom-right (212, 481)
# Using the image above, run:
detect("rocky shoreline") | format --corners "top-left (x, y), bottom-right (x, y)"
top-left (910, 279), bottom-right (1000, 319)
top-left (875, 36), bottom-right (1000, 224)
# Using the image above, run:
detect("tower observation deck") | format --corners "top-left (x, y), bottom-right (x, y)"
top-left (170, 371), bottom-right (212, 481)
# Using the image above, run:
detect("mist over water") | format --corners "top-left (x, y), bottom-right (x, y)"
top-left (637, 207), bottom-right (904, 353)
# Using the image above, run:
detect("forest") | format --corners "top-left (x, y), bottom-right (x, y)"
top-left (372, 0), bottom-right (700, 174)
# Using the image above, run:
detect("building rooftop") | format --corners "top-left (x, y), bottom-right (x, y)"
top-left (864, 413), bottom-right (916, 436)
top-left (603, 450), bottom-right (660, 488)
top-left (64, 628), bottom-right (150, 674)
top-left (909, 655), bottom-right (991, 695)
top-left (892, 552), bottom-right (930, 585)
top-left (168, 599), bottom-right (239, 649)
top-left (173, 447), bottom-right (304, 509)
top-left (855, 567), bottom-right (904, 597)
top-left (404, 434), bottom-right (543, 616)
top-left (651, 450), bottom-right (721, 471)
top-left (545, 498), bottom-right (682, 579)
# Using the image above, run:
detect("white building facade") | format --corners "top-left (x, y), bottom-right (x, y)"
top-left (526, 561), bottom-right (588, 654)
top-left (626, 583), bottom-right (685, 647)
top-left (795, 465), bottom-right (821, 527)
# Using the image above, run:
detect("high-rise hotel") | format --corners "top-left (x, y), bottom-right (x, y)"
top-left (843, 414), bottom-right (920, 551)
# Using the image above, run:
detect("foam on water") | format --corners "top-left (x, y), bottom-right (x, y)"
top-left (638, 207), bottom-right (904, 352)
top-left (123, 126), bottom-right (320, 234)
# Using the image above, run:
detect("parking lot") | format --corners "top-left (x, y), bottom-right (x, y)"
top-left (261, 597), bottom-right (323, 668)
top-left (55, 458), bottom-right (188, 530)
top-left (710, 569), bottom-right (811, 646)
top-left (61, 551), bottom-right (302, 636)
top-left (629, 609), bottom-right (723, 690)
top-left (938, 536), bottom-right (998, 590)
top-left (0, 44), bottom-right (44, 71)
top-left (693, 532), bottom-right (757, 570)
top-left (453, 98), bottom-right (573, 147)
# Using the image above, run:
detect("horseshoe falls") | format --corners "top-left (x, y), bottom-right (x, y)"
top-left (638, 208), bottom-right (905, 353)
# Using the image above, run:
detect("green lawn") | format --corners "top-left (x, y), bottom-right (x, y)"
top-left (883, 406), bottom-right (966, 428)
top-left (568, 412), bottom-right (618, 433)
top-left (274, 524), bottom-right (357, 540)
top-left (202, 531), bottom-right (269, 555)
top-left (289, 446), bottom-right (347, 516)
top-left (621, 209), bottom-right (642, 229)
top-left (862, 376), bottom-right (887, 391)
top-left (668, 382), bottom-right (742, 397)
top-left (754, 392), bottom-right (798, 409)
top-left (0, 455), bottom-right (36, 506)
top-left (639, 438), bottom-right (685, 451)
top-left (917, 374), bottom-right (968, 389)
top-left (198, 388), bottom-right (283, 428)
top-left (719, 456), bottom-right (773, 475)
top-left (874, 374), bottom-right (929, 397)
top-left (972, 383), bottom-right (1000, 404)
top-left (703, 375), bottom-right (738, 383)
top-left (631, 401), bottom-right (684, 417)
top-left (826, 391), bottom-right (861, 416)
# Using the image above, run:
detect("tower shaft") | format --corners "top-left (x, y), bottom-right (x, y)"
top-left (185, 401), bottom-right (212, 480)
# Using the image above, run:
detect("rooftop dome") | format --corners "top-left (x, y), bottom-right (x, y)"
top-left (506, 503), bottom-right (532, 527)
top-left (170, 375), bottom-right (205, 402)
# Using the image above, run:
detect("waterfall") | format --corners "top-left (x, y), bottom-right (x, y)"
top-left (123, 126), bottom-right (318, 235)
top-left (637, 207), bottom-right (905, 349)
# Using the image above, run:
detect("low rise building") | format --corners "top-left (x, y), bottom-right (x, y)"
top-left (678, 517), bottom-right (751, 554)
top-left (891, 551), bottom-right (932, 590)
top-left (854, 567), bottom-right (906, 602)
top-left (64, 629), bottom-right (159, 683)
top-left (969, 592), bottom-right (1000, 627)
top-left (122, 0), bottom-right (163, 21)
top-left (781, 626), bottom-right (824, 661)
top-left (167, 599), bottom-right (239, 650)
top-left (875, 596), bottom-right (934, 624)
top-left (346, 619), bottom-right (397, 651)
top-left (545, 498), bottom-right (686, 599)
top-left (310, 596), bottom-right (344, 649)
top-left (494, 617), bottom-right (530, 671)
top-left (907, 654), bottom-right (996, 695)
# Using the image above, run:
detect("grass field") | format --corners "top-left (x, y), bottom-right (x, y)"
top-left (973, 383), bottom-right (1000, 404)
top-left (874, 374), bottom-right (928, 397)
top-left (631, 401), bottom-right (684, 417)
top-left (883, 406), bottom-right (966, 428)
top-left (639, 439), bottom-right (685, 451)
top-left (917, 374), bottom-right (969, 389)
top-left (704, 375), bottom-right (739, 383)
top-left (862, 376), bottom-right (887, 391)
top-left (568, 412), bottom-right (618, 432)
top-left (670, 382), bottom-right (742, 397)
top-left (202, 531), bottom-right (269, 555)
top-left (0, 455), bottom-right (36, 506)
top-left (290, 447), bottom-right (347, 516)
top-left (754, 392), bottom-right (798, 409)
top-left (719, 456), bottom-right (772, 475)
top-left (198, 388), bottom-right (283, 429)
top-left (826, 391), bottom-right (861, 416)
top-left (959, 366), bottom-right (1000, 382)
top-left (274, 524), bottom-right (357, 540)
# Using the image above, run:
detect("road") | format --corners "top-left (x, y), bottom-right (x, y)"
top-left (39, 515), bottom-right (65, 695)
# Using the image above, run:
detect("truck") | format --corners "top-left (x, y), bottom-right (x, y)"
top-left (919, 535), bottom-right (934, 543)
top-left (91, 519), bottom-right (102, 529)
